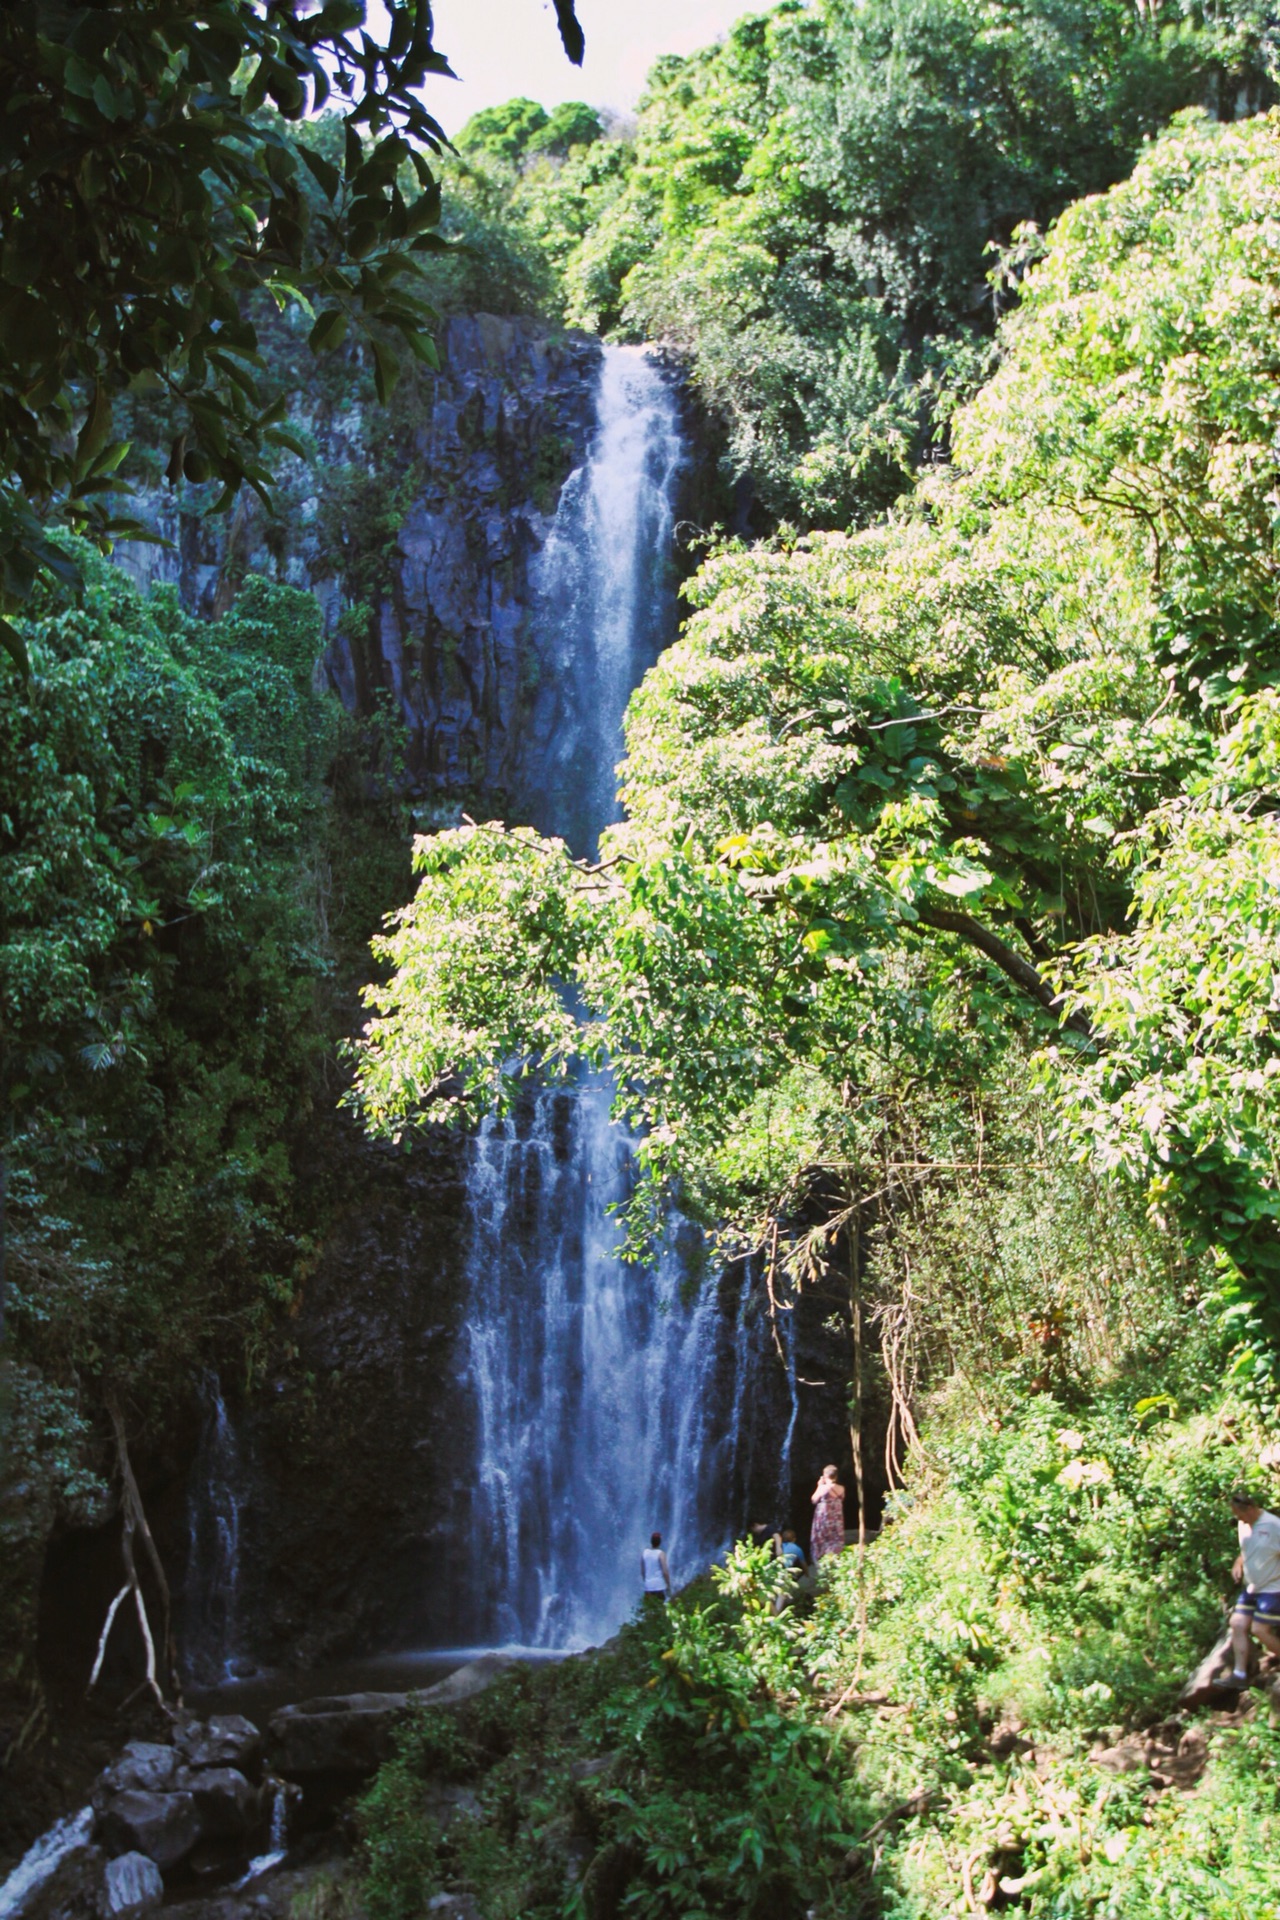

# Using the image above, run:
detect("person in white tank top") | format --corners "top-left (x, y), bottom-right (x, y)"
top-left (641, 1532), bottom-right (671, 1605)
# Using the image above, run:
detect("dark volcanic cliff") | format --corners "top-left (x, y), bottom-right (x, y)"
top-left (119, 314), bottom-right (603, 809)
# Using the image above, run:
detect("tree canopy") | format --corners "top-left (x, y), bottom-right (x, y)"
top-left (351, 109), bottom-right (1280, 1364)
top-left (449, 0), bottom-right (1276, 529)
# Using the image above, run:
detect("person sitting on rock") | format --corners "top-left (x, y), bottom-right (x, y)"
top-left (779, 1529), bottom-right (806, 1573)
top-left (1225, 1486), bottom-right (1280, 1685)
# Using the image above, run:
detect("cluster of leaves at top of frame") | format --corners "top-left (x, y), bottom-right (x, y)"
top-left (0, 0), bottom-right (459, 669)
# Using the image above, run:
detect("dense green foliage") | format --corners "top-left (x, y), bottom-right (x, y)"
top-left (5, 2), bottom-right (1280, 1910)
top-left (0, 0), bottom-right (471, 658)
top-left (353, 108), bottom-right (1280, 1345)
top-left (455, 97), bottom-right (605, 165)
top-left (444, 0), bottom-right (1276, 527)
top-left (359, 1366), bottom-right (1280, 1919)
top-left (0, 547), bottom-right (413, 1779)
top-left (348, 91), bottom-right (1280, 1919)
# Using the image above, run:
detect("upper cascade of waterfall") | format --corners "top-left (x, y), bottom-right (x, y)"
top-left (525, 344), bottom-right (684, 857)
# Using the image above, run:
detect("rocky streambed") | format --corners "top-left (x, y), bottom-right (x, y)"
top-left (1, 1657), bottom-right (520, 1920)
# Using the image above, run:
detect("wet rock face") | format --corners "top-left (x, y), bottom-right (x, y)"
top-left (97, 1796), bottom-right (201, 1875)
top-left (95, 1747), bottom-right (177, 1799)
top-left (265, 1654), bottom-right (521, 1778)
top-left (179, 1772), bottom-right (257, 1841)
top-left (101, 1853), bottom-right (163, 1920)
top-left (117, 315), bottom-right (605, 809)
top-left (177, 1123), bottom-right (477, 1679)
top-left (174, 1720), bottom-right (261, 1775)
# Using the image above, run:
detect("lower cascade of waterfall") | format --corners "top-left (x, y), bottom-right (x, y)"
top-left (459, 1085), bottom-right (790, 1649)
top-left (235, 1780), bottom-right (290, 1888)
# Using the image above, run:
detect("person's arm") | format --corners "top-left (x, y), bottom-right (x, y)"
top-left (660, 1550), bottom-right (671, 1596)
top-left (1233, 1553), bottom-right (1244, 1583)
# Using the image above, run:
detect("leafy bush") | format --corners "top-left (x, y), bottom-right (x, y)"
top-left (0, 544), bottom-right (384, 1720)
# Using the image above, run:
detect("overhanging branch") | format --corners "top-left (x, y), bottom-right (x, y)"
top-left (913, 904), bottom-right (1092, 1037)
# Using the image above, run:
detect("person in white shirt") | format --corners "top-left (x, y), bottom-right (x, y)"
top-left (641, 1531), bottom-right (672, 1607)
top-left (1226, 1487), bottom-right (1280, 1684)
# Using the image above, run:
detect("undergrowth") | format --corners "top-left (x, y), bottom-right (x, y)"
top-left (358, 1374), bottom-right (1280, 1919)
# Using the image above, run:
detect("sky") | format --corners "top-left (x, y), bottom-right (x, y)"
top-left (420, 0), bottom-right (755, 136)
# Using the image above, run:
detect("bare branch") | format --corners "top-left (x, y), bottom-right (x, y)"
top-left (912, 904), bottom-right (1092, 1036)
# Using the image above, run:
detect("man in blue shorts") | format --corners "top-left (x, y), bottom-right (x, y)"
top-left (1226, 1487), bottom-right (1280, 1686)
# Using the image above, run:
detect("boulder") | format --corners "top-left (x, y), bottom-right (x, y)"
top-left (1179, 1628), bottom-right (1236, 1709)
top-left (268, 1654), bottom-right (519, 1779)
top-left (175, 1718), bottom-right (261, 1773)
top-left (179, 1770), bottom-right (257, 1839)
top-left (100, 1855), bottom-right (163, 1920)
top-left (96, 1746), bottom-right (178, 1799)
top-left (419, 1786), bottom-right (482, 1831)
top-left (266, 1694), bottom-right (408, 1778)
top-left (98, 1792), bottom-right (203, 1872)
top-left (414, 1653), bottom-right (518, 1709)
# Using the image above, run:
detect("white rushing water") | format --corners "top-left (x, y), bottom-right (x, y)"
top-left (464, 1087), bottom-right (758, 1647)
top-left (458, 347), bottom-right (787, 1648)
top-left (182, 1374), bottom-right (245, 1684)
top-left (235, 1780), bottom-right (289, 1888)
top-left (0, 1810), bottom-right (93, 1920)
top-left (527, 344), bottom-right (684, 858)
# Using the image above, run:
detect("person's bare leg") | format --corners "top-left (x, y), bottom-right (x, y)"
top-left (1231, 1609), bottom-right (1255, 1674)
top-left (1252, 1616), bottom-right (1280, 1659)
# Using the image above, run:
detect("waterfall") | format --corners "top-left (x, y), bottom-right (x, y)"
top-left (182, 1374), bottom-right (245, 1684)
top-left (523, 344), bottom-right (683, 857)
top-left (236, 1781), bottom-right (289, 1889)
top-left (453, 347), bottom-right (784, 1649)
top-left (0, 1811), bottom-right (94, 1920)
top-left (463, 1087), bottom-right (749, 1647)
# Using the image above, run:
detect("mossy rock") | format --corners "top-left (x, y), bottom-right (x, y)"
top-left (577, 1841), bottom-right (639, 1920)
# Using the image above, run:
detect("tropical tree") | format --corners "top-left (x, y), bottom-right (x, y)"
top-left (349, 111), bottom-right (1280, 1358)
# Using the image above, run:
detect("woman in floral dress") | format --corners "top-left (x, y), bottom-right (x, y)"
top-left (810, 1463), bottom-right (846, 1562)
